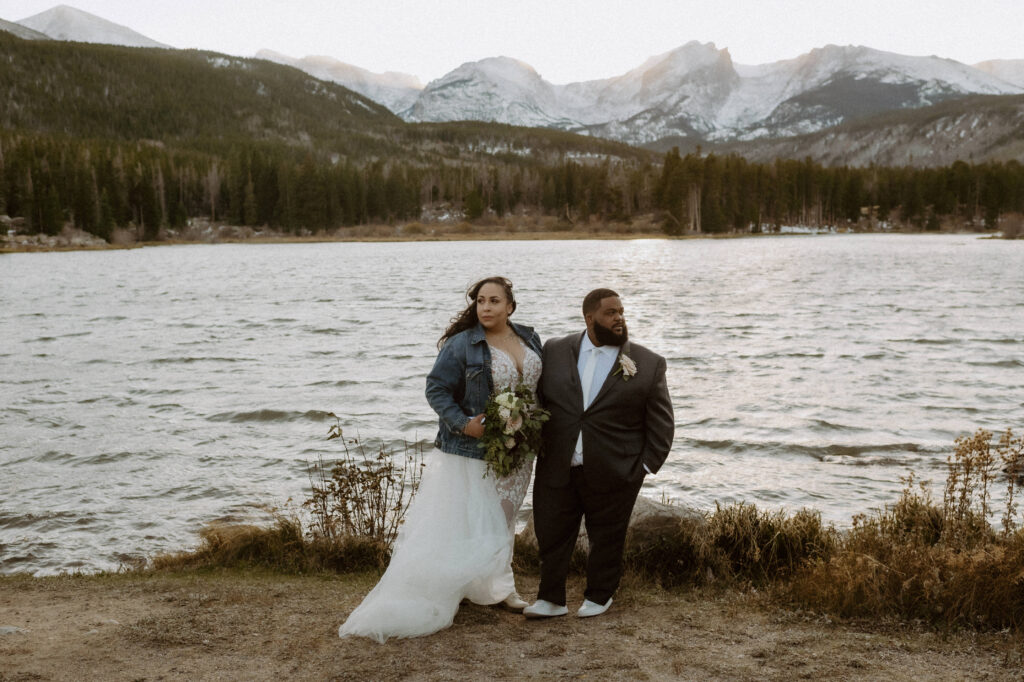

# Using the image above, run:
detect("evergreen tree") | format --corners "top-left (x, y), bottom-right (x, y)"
top-left (37, 184), bottom-right (63, 236)
top-left (243, 173), bottom-right (259, 226)
top-left (463, 187), bottom-right (485, 220)
top-left (96, 190), bottom-right (114, 241)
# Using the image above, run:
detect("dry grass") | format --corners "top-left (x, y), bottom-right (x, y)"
top-left (788, 428), bottom-right (1024, 630)
top-left (150, 517), bottom-right (390, 574)
top-left (618, 503), bottom-right (835, 589)
top-left (148, 427), bottom-right (1024, 632)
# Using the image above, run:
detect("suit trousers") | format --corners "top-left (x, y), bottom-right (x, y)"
top-left (534, 465), bottom-right (644, 606)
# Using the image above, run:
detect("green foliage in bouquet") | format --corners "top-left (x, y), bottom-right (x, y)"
top-left (481, 384), bottom-right (550, 477)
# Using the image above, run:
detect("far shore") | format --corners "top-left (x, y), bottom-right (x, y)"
top-left (0, 229), bottom-right (703, 254)
top-left (1, 569), bottom-right (1020, 681)
top-left (1, 223), bottom-right (997, 254)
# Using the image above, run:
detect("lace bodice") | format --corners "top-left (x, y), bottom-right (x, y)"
top-left (488, 338), bottom-right (542, 393)
top-left (487, 337), bottom-right (542, 517)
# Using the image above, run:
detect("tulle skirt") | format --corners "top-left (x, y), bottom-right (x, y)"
top-left (338, 448), bottom-right (527, 643)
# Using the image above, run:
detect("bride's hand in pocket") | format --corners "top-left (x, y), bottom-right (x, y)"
top-left (463, 414), bottom-right (485, 438)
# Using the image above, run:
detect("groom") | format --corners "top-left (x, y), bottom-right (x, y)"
top-left (525, 288), bottom-right (674, 619)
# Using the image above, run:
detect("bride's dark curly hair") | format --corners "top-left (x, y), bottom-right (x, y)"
top-left (438, 276), bottom-right (517, 348)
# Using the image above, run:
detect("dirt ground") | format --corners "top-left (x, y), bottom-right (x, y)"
top-left (1, 570), bottom-right (1021, 681)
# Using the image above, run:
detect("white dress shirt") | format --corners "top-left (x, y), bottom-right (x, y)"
top-left (572, 334), bottom-right (619, 467)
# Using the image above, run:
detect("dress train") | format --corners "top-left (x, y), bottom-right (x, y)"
top-left (338, 448), bottom-right (526, 643)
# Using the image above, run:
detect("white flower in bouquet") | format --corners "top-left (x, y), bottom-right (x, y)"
top-left (499, 406), bottom-right (512, 419)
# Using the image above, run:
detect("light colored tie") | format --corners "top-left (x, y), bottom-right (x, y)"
top-left (574, 347), bottom-right (599, 462)
top-left (581, 346), bottom-right (600, 409)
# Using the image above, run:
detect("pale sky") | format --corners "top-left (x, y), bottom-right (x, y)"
top-left (1, 0), bottom-right (1021, 84)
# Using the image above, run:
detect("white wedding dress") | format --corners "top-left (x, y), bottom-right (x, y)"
top-left (338, 339), bottom-right (542, 643)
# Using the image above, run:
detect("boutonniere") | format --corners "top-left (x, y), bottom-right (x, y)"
top-left (613, 353), bottom-right (637, 381)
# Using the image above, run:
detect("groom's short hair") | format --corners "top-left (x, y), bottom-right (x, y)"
top-left (582, 288), bottom-right (620, 316)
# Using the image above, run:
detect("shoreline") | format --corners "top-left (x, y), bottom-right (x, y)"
top-left (0, 227), bottom-right (997, 254)
top-left (1, 569), bottom-right (1020, 680)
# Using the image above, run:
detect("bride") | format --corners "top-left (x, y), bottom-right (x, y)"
top-left (338, 276), bottom-right (543, 642)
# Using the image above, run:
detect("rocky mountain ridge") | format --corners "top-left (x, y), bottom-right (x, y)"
top-left (4, 4), bottom-right (1024, 163)
top-left (400, 42), bottom-right (1023, 147)
top-left (709, 94), bottom-right (1024, 167)
top-left (260, 40), bottom-right (1024, 151)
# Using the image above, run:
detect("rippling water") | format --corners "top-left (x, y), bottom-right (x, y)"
top-left (2, 235), bottom-right (1023, 574)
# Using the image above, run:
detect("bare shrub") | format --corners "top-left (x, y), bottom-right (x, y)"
top-left (150, 417), bottom-right (424, 575)
top-left (998, 429), bottom-right (1024, 534)
top-left (942, 429), bottom-right (998, 547)
top-left (304, 418), bottom-right (424, 549)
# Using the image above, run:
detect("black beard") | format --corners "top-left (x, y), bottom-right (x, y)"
top-left (592, 319), bottom-right (627, 346)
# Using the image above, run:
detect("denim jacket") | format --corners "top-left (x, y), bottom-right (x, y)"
top-left (425, 321), bottom-right (543, 459)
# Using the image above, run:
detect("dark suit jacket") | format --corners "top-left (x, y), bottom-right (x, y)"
top-left (537, 331), bottom-right (675, 492)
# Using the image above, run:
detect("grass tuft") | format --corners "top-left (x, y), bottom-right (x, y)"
top-left (150, 517), bottom-right (390, 574)
top-left (622, 503), bottom-right (835, 588)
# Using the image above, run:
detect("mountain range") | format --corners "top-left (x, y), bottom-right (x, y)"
top-left (6, 4), bottom-right (1024, 161)
top-left (289, 42), bottom-right (1024, 149)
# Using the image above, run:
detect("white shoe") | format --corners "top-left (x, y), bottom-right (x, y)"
top-left (502, 592), bottom-right (529, 611)
top-left (576, 598), bottom-right (612, 618)
top-left (523, 599), bottom-right (569, 619)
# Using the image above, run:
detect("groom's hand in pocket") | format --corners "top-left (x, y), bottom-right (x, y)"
top-left (463, 414), bottom-right (486, 438)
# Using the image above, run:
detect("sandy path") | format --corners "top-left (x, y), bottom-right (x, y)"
top-left (1, 571), bottom-right (1020, 681)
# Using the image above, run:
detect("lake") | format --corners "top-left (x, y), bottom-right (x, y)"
top-left (2, 234), bottom-right (1022, 574)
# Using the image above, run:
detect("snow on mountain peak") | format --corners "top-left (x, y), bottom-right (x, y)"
top-left (641, 40), bottom-right (725, 73)
top-left (438, 56), bottom-right (544, 89)
top-left (405, 55), bottom-right (572, 127)
top-left (403, 38), bottom-right (1024, 145)
top-left (17, 4), bottom-right (169, 48)
top-left (255, 49), bottom-right (422, 113)
top-left (791, 44), bottom-right (1017, 94)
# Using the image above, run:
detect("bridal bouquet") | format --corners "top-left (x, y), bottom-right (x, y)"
top-left (480, 384), bottom-right (549, 477)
